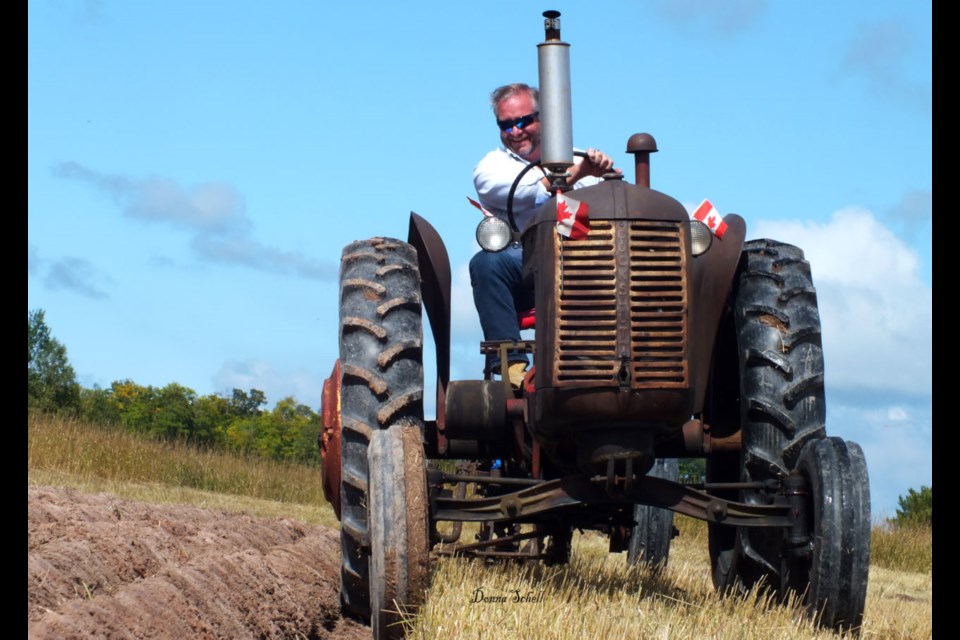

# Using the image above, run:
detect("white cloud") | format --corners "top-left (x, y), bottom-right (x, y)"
top-left (130, 179), bottom-right (249, 233)
top-left (54, 162), bottom-right (251, 234)
top-left (190, 235), bottom-right (338, 280)
top-left (750, 206), bottom-right (931, 401)
top-left (887, 406), bottom-right (908, 422)
top-left (53, 162), bottom-right (338, 280)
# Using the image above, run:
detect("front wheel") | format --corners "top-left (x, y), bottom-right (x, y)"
top-left (369, 424), bottom-right (430, 640)
top-left (789, 437), bottom-right (871, 633)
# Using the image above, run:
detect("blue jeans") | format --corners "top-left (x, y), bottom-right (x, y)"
top-left (469, 245), bottom-right (535, 370)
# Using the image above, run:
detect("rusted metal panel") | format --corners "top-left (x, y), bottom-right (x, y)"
top-left (408, 211), bottom-right (451, 453)
top-left (686, 212), bottom-right (745, 411)
top-left (319, 359), bottom-right (342, 519)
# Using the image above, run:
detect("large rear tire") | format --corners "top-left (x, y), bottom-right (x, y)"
top-left (734, 239), bottom-right (827, 586)
top-left (736, 239), bottom-right (826, 478)
top-left (337, 238), bottom-right (425, 622)
top-left (369, 424), bottom-right (430, 640)
top-left (790, 437), bottom-right (871, 633)
top-left (627, 458), bottom-right (679, 572)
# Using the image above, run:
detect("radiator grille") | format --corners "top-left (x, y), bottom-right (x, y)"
top-left (628, 221), bottom-right (688, 386)
top-left (553, 219), bottom-right (688, 388)
top-left (555, 221), bottom-right (618, 382)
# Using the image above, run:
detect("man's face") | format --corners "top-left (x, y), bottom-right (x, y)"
top-left (496, 92), bottom-right (541, 163)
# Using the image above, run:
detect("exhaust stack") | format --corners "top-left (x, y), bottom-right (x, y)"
top-left (537, 10), bottom-right (574, 177)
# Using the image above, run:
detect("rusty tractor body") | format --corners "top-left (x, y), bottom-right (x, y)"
top-left (320, 11), bottom-right (871, 640)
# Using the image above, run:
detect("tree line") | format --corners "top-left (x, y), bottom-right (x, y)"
top-left (28, 309), bottom-right (321, 465)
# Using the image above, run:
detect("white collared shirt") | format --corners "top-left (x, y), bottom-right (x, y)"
top-left (472, 147), bottom-right (599, 231)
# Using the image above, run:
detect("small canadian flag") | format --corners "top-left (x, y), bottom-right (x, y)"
top-left (466, 195), bottom-right (494, 217)
top-left (557, 192), bottom-right (590, 239)
top-left (692, 199), bottom-right (728, 239)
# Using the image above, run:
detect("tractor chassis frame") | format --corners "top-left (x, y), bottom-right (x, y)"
top-left (428, 469), bottom-right (810, 558)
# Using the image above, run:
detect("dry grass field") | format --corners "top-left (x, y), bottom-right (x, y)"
top-left (408, 520), bottom-right (932, 639)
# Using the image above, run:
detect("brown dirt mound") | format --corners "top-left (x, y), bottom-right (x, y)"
top-left (27, 486), bottom-right (371, 640)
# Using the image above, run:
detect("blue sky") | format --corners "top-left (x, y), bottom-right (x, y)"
top-left (28, 1), bottom-right (931, 521)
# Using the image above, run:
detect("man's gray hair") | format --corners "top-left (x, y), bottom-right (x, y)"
top-left (490, 83), bottom-right (539, 114)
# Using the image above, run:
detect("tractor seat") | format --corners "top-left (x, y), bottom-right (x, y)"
top-left (518, 308), bottom-right (536, 330)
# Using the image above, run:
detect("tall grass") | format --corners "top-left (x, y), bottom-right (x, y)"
top-left (27, 410), bottom-right (336, 527)
top-left (870, 520), bottom-right (933, 574)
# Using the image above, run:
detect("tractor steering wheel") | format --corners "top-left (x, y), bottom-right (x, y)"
top-left (506, 150), bottom-right (615, 233)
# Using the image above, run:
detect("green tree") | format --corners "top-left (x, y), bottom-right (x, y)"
top-left (221, 388), bottom-right (270, 455)
top-left (289, 402), bottom-right (322, 465)
top-left (894, 485), bottom-right (932, 526)
top-left (153, 383), bottom-right (198, 440)
top-left (230, 388), bottom-right (267, 417)
top-left (194, 393), bottom-right (232, 445)
top-left (224, 415), bottom-right (260, 455)
top-left (79, 385), bottom-right (121, 426)
top-left (266, 397), bottom-right (321, 463)
top-left (110, 379), bottom-right (155, 433)
top-left (218, 395), bottom-right (320, 463)
top-left (106, 380), bottom-right (203, 442)
top-left (28, 309), bottom-right (81, 414)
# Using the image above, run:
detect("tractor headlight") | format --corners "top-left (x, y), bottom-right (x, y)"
top-left (690, 219), bottom-right (713, 256)
top-left (476, 216), bottom-right (514, 252)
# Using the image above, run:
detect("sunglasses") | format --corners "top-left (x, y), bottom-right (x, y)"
top-left (497, 112), bottom-right (539, 132)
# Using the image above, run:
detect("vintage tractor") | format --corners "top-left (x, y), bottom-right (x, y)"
top-left (319, 10), bottom-right (870, 640)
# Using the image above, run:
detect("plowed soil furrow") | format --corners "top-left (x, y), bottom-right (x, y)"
top-left (28, 486), bottom-right (370, 640)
